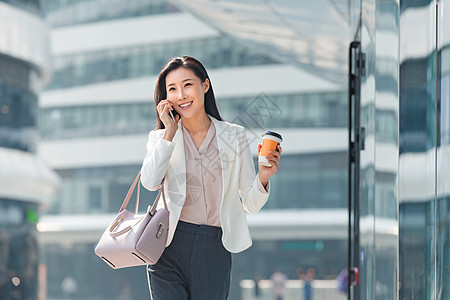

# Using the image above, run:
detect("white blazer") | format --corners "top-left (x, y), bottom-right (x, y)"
top-left (140, 115), bottom-right (270, 253)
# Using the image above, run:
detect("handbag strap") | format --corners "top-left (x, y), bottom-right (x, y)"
top-left (119, 172), bottom-right (168, 215)
top-left (149, 181), bottom-right (167, 216)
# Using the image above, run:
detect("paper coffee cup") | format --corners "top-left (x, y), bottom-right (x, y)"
top-left (259, 131), bottom-right (282, 167)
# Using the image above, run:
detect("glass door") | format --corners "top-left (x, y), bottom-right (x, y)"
top-left (350, 0), bottom-right (400, 299)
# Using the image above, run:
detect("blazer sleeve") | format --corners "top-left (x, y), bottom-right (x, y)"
top-left (140, 130), bottom-right (176, 191)
top-left (237, 127), bottom-right (271, 214)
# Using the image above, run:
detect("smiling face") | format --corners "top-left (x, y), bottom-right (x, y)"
top-left (165, 67), bottom-right (210, 121)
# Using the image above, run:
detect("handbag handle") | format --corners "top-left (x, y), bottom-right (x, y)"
top-left (109, 173), bottom-right (168, 238)
top-left (109, 213), bottom-right (147, 238)
top-left (109, 215), bottom-right (133, 238)
top-left (118, 172), bottom-right (168, 215)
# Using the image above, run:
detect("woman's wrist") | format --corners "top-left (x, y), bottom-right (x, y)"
top-left (163, 129), bottom-right (175, 142)
top-left (258, 173), bottom-right (269, 188)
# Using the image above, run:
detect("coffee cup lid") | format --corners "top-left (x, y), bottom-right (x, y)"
top-left (262, 130), bottom-right (282, 141)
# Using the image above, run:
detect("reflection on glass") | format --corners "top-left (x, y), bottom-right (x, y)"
top-left (359, 0), bottom-right (377, 297)
top-left (359, 0), bottom-right (399, 298)
top-left (437, 1), bottom-right (450, 298)
top-left (398, 0), bottom-right (444, 298)
top-left (373, 0), bottom-right (399, 299)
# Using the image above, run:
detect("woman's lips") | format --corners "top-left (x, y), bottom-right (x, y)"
top-left (179, 102), bottom-right (193, 110)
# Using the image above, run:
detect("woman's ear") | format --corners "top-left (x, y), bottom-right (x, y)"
top-left (203, 78), bottom-right (210, 93)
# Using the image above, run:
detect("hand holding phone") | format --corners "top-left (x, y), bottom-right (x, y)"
top-left (157, 99), bottom-right (180, 141)
top-left (157, 99), bottom-right (180, 127)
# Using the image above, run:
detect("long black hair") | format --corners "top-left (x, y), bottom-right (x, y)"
top-left (154, 56), bottom-right (224, 130)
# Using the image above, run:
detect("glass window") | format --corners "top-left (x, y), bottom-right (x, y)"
top-left (0, 199), bottom-right (39, 299)
top-left (41, 0), bottom-right (181, 27)
top-left (260, 153), bottom-right (347, 210)
top-left (0, 84), bottom-right (38, 151)
top-left (45, 36), bottom-right (281, 90)
top-left (89, 186), bottom-right (102, 212)
top-left (47, 151), bottom-right (347, 216)
top-left (322, 169), bottom-right (344, 207)
top-left (40, 90), bottom-right (347, 140)
top-left (0, 0), bottom-right (40, 15)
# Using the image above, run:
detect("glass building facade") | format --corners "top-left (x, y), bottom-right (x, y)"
top-left (0, 0), bottom-right (40, 15)
top-left (398, 0), bottom-right (450, 298)
top-left (0, 1), bottom-right (59, 299)
top-left (0, 47), bottom-right (40, 300)
top-left (44, 36), bottom-right (280, 90)
top-left (39, 92), bottom-right (346, 140)
top-left (0, 199), bottom-right (40, 299)
top-left (41, 0), bottom-right (180, 28)
top-left (0, 54), bottom-right (39, 152)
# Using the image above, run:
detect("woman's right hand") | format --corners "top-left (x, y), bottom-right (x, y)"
top-left (157, 99), bottom-right (180, 141)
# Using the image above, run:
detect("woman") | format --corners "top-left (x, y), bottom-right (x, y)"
top-left (141, 56), bottom-right (282, 299)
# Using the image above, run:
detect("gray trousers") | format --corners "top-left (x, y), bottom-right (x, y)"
top-left (147, 221), bottom-right (232, 300)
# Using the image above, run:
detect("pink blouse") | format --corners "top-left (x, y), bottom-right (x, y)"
top-left (179, 119), bottom-right (268, 227)
top-left (180, 122), bottom-right (222, 227)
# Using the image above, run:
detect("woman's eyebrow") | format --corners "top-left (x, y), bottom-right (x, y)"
top-left (167, 78), bottom-right (194, 87)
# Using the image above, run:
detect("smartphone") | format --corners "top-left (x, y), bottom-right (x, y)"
top-left (168, 109), bottom-right (176, 122)
top-left (167, 101), bottom-right (180, 121)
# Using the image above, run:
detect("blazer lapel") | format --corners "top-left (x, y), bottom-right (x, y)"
top-left (165, 124), bottom-right (187, 207)
top-left (211, 117), bottom-right (236, 201)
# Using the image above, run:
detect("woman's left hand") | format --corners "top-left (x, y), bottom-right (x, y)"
top-left (257, 144), bottom-right (282, 187)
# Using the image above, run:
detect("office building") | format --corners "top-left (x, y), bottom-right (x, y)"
top-left (0, 1), bottom-right (59, 299)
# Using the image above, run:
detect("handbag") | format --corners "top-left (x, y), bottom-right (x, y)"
top-left (94, 172), bottom-right (169, 269)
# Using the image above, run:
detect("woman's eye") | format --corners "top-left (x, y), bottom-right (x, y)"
top-left (168, 87), bottom-right (175, 92)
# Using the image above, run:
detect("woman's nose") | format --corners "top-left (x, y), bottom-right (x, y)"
top-left (177, 90), bottom-right (186, 100)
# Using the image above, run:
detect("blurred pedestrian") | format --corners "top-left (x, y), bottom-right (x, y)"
top-left (60, 276), bottom-right (77, 299)
top-left (253, 274), bottom-right (262, 298)
top-left (142, 56), bottom-right (282, 299)
top-left (337, 268), bottom-right (348, 295)
top-left (118, 278), bottom-right (132, 300)
top-left (303, 267), bottom-right (315, 300)
top-left (270, 269), bottom-right (288, 300)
